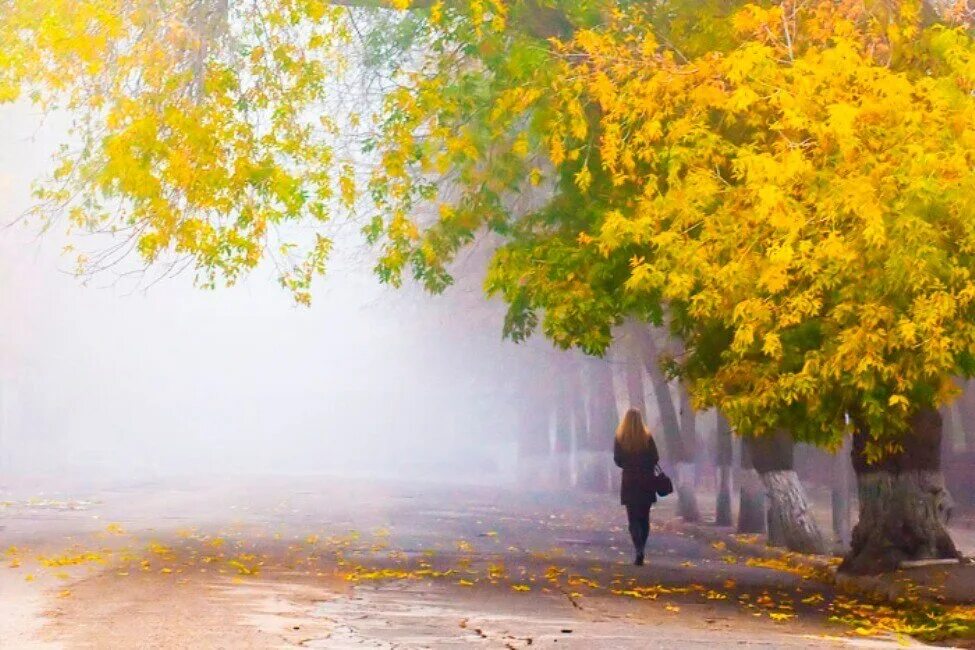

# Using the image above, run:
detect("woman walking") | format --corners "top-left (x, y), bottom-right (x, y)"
top-left (614, 408), bottom-right (660, 566)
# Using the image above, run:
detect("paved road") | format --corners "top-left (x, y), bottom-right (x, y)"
top-left (0, 475), bottom-right (931, 648)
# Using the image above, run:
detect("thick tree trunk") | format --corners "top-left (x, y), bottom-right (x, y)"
top-left (761, 470), bottom-right (828, 554)
top-left (840, 408), bottom-right (961, 575)
top-left (715, 413), bottom-right (734, 526)
top-left (748, 432), bottom-right (828, 554)
top-left (626, 323), bottom-right (702, 521)
top-left (831, 436), bottom-right (853, 548)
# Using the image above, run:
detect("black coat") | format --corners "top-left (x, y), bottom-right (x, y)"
top-left (614, 437), bottom-right (660, 508)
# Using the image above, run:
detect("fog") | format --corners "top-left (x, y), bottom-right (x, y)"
top-left (0, 102), bottom-right (533, 485)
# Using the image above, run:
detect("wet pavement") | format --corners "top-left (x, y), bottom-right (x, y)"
top-left (0, 475), bottom-right (936, 648)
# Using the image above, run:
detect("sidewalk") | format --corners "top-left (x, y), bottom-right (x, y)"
top-left (658, 484), bottom-right (975, 606)
top-left (672, 518), bottom-right (975, 605)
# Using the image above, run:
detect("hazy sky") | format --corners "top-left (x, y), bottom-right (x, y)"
top-left (0, 101), bottom-right (528, 483)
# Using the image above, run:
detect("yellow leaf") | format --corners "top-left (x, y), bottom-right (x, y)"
top-left (575, 166), bottom-right (593, 192)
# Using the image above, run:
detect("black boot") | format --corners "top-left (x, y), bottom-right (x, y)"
top-left (634, 552), bottom-right (644, 566)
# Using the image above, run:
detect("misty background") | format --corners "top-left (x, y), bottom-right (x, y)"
top-left (0, 100), bottom-right (542, 484)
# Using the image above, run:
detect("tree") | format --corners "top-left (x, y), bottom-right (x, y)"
top-left (577, 355), bottom-right (618, 492)
top-left (473, 1), bottom-right (975, 566)
top-left (715, 413), bottom-right (734, 527)
top-left (626, 322), bottom-right (702, 522)
top-left (842, 408), bottom-right (959, 573)
top-left (737, 438), bottom-right (767, 535)
top-left (6, 0), bottom-right (975, 571)
top-left (747, 431), bottom-right (828, 554)
top-left (831, 433), bottom-right (854, 548)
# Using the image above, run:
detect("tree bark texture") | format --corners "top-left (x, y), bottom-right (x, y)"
top-left (761, 469), bottom-right (829, 555)
top-left (748, 431), bottom-right (828, 554)
top-left (841, 408), bottom-right (961, 575)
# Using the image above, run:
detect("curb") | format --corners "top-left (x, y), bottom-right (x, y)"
top-left (671, 520), bottom-right (975, 606)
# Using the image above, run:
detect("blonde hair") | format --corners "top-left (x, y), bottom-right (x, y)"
top-left (616, 408), bottom-right (651, 453)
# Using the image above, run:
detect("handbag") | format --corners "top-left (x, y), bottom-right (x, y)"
top-left (652, 464), bottom-right (674, 497)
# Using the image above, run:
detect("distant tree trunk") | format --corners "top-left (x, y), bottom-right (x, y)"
top-left (956, 380), bottom-right (975, 450)
top-left (553, 363), bottom-right (574, 490)
top-left (622, 342), bottom-right (647, 416)
top-left (941, 399), bottom-right (965, 453)
top-left (831, 435), bottom-right (853, 548)
top-left (578, 358), bottom-right (617, 492)
top-left (515, 352), bottom-right (561, 489)
top-left (840, 408), bottom-right (961, 575)
top-left (737, 438), bottom-right (767, 534)
top-left (515, 386), bottom-right (552, 488)
top-left (715, 413), bottom-right (734, 526)
top-left (569, 363), bottom-right (588, 490)
top-left (748, 431), bottom-right (828, 554)
top-left (676, 384), bottom-right (702, 522)
top-left (626, 322), bottom-right (701, 522)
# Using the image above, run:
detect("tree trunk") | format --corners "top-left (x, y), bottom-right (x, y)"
top-left (627, 323), bottom-right (683, 458)
top-left (956, 380), bottom-right (975, 450)
top-left (737, 437), bottom-right (767, 534)
top-left (715, 413), bottom-right (734, 526)
top-left (515, 369), bottom-right (554, 488)
top-left (761, 470), bottom-right (828, 555)
top-left (831, 435), bottom-right (853, 548)
top-left (840, 408), bottom-right (961, 575)
top-left (675, 384), bottom-right (702, 522)
top-left (941, 398), bottom-right (965, 453)
top-left (578, 358), bottom-right (617, 493)
top-left (626, 322), bottom-right (702, 521)
top-left (553, 365), bottom-right (574, 490)
top-left (622, 343), bottom-right (647, 417)
top-left (748, 431), bottom-right (828, 555)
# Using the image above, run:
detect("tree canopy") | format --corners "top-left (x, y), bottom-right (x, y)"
top-left (4, 0), bottom-right (975, 457)
top-left (469, 0), bottom-right (975, 456)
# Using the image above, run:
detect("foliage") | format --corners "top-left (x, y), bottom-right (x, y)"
top-left (829, 593), bottom-right (975, 643)
top-left (5, 0), bottom-right (975, 455)
top-left (367, 0), bottom-right (975, 454)
top-left (376, 0), bottom-right (975, 454)
top-left (0, 0), bottom-right (355, 303)
top-left (517, 0), bottom-right (975, 453)
top-left (550, 0), bottom-right (975, 453)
